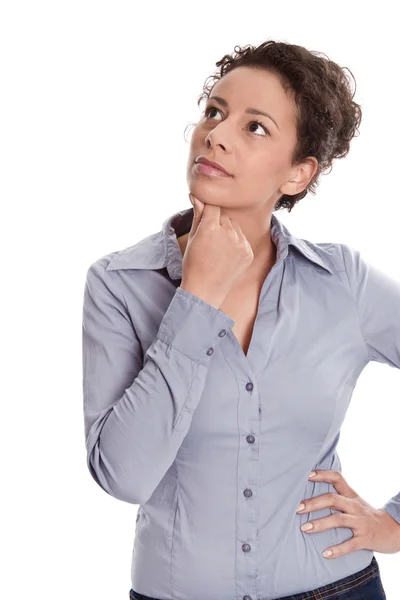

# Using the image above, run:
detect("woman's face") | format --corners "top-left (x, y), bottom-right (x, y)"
top-left (186, 65), bottom-right (317, 209)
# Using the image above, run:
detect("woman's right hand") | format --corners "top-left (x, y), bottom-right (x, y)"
top-left (180, 193), bottom-right (254, 309)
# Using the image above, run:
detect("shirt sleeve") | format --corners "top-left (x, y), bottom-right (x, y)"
top-left (82, 258), bottom-right (235, 506)
top-left (341, 243), bottom-right (400, 525)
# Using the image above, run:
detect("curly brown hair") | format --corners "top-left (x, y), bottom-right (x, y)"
top-left (186, 40), bottom-right (362, 213)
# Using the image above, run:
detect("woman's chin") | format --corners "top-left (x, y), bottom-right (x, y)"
top-left (188, 180), bottom-right (232, 203)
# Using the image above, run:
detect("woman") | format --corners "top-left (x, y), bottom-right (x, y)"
top-left (82, 40), bottom-right (398, 599)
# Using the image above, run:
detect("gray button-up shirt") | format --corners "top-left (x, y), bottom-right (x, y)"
top-left (82, 206), bottom-right (400, 599)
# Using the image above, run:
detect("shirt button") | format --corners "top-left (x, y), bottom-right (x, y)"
top-left (246, 434), bottom-right (255, 444)
top-left (218, 329), bottom-right (227, 337)
top-left (245, 382), bottom-right (253, 391)
top-left (206, 347), bottom-right (214, 356)
top-left (243, 596), bottom-right (252, 600)
top-left (242, 543), bottom-right (251, 552)
top-left (243, 488), bottom-right (253, 498)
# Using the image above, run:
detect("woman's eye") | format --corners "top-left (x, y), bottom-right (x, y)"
top-left (204, 107), bottom-right (221, 120)
top-left (204, 106), bottom-right (270, 137)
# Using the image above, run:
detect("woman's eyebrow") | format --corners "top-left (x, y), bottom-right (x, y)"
top-left (208, 95), bottom-right (280, 131)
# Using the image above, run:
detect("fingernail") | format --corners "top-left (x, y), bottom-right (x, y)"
top-left (322, 549), bottom-right (333, 558)
top-left (309, 471), bottom-right (316, 478)
top-left (296, 503), bottom-right (305, 513)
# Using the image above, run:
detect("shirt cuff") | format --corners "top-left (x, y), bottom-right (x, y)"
top-left (156, 286), bottom-right (236, 364)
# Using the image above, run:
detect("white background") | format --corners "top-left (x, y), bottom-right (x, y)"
top-left (2, 1), bottom-right (400, 598)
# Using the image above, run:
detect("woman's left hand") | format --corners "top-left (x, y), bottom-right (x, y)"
top-left (296, 469), bottom-right (400, 558)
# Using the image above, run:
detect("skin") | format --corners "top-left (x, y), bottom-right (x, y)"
top-left (179, 65), bottom-right (319, 280)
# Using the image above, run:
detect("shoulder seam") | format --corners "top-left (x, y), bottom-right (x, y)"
top-left (107, 268), bottom-right (140, 339)
top-left (88, 259), bottom-right (138, 335)
top-left (339, 243), bottom-right (371, 361)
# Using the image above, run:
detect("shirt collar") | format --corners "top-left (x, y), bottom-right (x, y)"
top-left (106, 207), bottom-right (334, 278)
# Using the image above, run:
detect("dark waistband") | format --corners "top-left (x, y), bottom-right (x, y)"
top-left (129, 555), bottom-right (381, 600)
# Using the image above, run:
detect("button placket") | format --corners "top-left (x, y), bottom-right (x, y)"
top-left (236, 376), bottom-right (258, 594)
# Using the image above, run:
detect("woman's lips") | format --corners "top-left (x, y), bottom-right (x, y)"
top-left (194, 162), bottom-right (232, 178)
